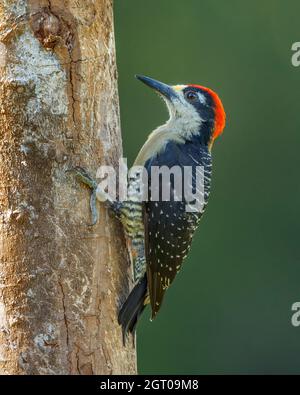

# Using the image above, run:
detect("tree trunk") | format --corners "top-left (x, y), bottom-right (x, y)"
top-left (0, 0), bottom-right (136, 375)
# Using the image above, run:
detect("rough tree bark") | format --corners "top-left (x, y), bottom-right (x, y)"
top-left (0, 0), bottom-right (136, 374)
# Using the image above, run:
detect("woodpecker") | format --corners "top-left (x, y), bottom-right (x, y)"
top-left (72, 75), bottom-right (226, 343)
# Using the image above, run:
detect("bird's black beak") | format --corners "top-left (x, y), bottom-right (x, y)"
top-left (135, 75), bottom-right (176, 101)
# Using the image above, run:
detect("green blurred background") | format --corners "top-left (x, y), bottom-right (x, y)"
top-left (114, 0), bottom-right (300, 374)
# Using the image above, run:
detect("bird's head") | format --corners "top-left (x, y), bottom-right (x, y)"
top-left (136, 75), bottom-right (226, 148)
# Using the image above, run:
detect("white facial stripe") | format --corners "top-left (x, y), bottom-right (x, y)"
top-left (174, 85), bottom-right (206, 105)
top-left (164, 90), bottom-right (203, 138)
top-left (197, 92), bottom-right (206, 104)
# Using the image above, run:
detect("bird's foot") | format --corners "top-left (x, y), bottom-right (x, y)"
top-left (67, 166), bottom-right (99, 226)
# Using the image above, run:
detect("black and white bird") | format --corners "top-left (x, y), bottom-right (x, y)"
top-left (73, 75), bottom-right (226, 343)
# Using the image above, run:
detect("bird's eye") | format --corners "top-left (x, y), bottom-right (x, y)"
top-left (185, 91), bottom-right (198, 101)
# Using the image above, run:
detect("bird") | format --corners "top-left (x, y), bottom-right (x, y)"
top-left (71, 75), bottom-right (226, 344)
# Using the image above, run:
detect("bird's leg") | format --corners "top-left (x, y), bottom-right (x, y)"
top-left (67, 166), bottom-right (121, 225)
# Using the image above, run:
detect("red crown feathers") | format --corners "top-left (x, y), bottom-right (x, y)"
top-left (190, 85), bottom-right (226, 140)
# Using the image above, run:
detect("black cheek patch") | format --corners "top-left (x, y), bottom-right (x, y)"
top-left (197, 105), bottom-right (215, 122)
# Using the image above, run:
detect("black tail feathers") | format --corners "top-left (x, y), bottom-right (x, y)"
top-left (118, 273), bottom-right (148, 345)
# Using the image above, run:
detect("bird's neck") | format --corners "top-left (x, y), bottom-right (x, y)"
top-left (189, 121), bottom-right (214, 147)
top-left (134, 119), bottom-right (213, 167)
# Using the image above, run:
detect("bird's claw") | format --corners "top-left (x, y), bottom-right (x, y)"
top-left (66, 166), bottom-right (98, 189)
top-left (67, 166), bottom-right (99, 226)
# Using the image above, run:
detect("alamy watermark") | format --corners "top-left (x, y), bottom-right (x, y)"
top-left (291, 42), bottom-right (300, 66)
top-left (95, 158), bottom-right (205, 213)
top-left (291, 302), bottom-right (300, 327)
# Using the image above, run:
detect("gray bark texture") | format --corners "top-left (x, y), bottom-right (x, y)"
top-left (0, 0), bottom-right (136, 374)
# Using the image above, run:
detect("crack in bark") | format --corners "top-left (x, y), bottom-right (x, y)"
top-left (58, 280), bottom-right (71, 370)
top-left (75, 347), bottom-right (80, 374)
top-left (101, 344), bottom-right (112, 374)
top-left (28, 56), bottom-right (102, 69)
top-left (69, 61), bottom-right (77, 126)
top-left (46, 0), bottom-right (76, 126)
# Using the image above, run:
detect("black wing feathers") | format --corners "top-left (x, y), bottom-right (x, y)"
top-left (144, 140), bottom-right (209, 318)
